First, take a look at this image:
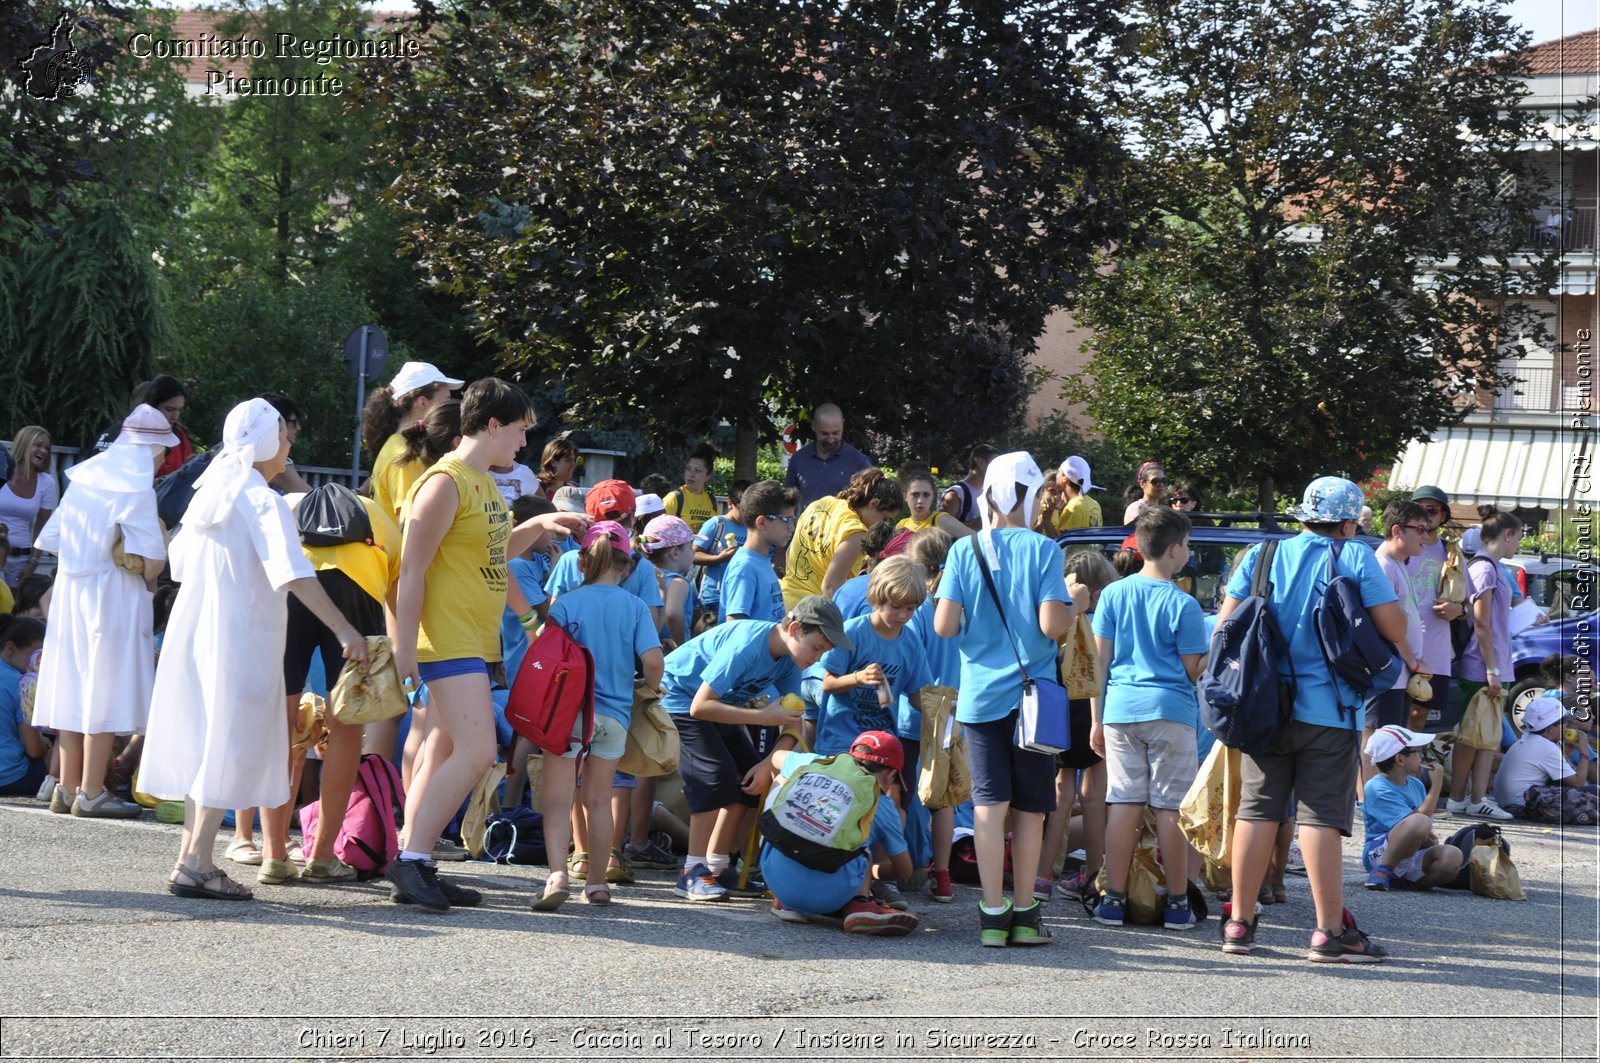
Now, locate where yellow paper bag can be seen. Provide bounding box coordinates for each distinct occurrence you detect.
[462,761,507,858]
[1469,836,1526,900]
[1057,614,1100,700]
[1459,688,1503,752]
[1179,742,1242,863]
[330,636,409,726]
[618,680,680,777]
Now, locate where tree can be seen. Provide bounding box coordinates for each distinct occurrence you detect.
[365,0,1127,477]
[1072,0,1560,507]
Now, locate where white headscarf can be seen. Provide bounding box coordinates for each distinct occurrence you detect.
[979,451,1043,570]
[183,398,283,529]
[65,405,177,495]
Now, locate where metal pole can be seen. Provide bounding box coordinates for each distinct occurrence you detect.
[352,327,368,487]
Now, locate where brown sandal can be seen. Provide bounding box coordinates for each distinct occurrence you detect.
[168,864,253,901]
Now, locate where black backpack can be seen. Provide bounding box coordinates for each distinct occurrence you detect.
[1313,540,1401,704]
[1199,539,1296,755]
[154,448,218,529]
[296,482,374,547]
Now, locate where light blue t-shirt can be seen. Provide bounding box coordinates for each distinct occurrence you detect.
[815,614,932,754]
[545,548,664,608]
[720,547,785,623]
[899,595,961,740]
[660,619,803,716]
[1092,574,1208,726]
[547,584,660,727]
[831,572,872,621]
[934,529,1070,725]
[657,566,699,643]
[1226,533,1398,730]
[499,554,551,681]
[0,658,30,787]
[1362,773,1426,844]
[695,514,747,608]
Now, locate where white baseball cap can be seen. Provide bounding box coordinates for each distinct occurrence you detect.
[1059,455,1098,492]
[634,493,666,520]
[1522,696,1569,734]
[388,361,463,396]
[1364,725,1434,763]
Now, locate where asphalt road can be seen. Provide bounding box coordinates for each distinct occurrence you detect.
[0,796,1595,1062]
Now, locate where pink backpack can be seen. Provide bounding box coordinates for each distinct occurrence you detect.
[298,754,405,878]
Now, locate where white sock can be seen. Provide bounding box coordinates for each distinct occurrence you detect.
[686,854,707,872]
[707,853,730,875]
[399,849,431,863]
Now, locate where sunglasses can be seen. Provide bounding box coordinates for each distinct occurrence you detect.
[1418,503,1442,515]
[762,514,796,525]
[1395,523,1427,534]
[1146,477,1168,487]
[1171,495,1195,504]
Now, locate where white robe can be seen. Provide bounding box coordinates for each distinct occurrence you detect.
[140,472,313,809]
[32,448,164,735]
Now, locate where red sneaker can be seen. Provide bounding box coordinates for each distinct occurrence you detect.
[929,868,955,903]
[840,896,919,936]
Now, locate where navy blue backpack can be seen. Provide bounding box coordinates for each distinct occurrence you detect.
[1313,540,1401,704]
[481,807,546,865]
[1200,540,1296,755]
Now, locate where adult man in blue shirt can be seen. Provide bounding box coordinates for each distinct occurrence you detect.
[784,403,872,509]
[1214,476,1409,965]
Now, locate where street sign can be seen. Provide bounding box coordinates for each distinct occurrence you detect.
[342,324,389,380]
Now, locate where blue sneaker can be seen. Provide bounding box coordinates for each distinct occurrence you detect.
[714,865,767,898]
[673,864,728,902]
[1092,894,1126,927]
[1163,900,1198,930]
[1364,864,1393,892]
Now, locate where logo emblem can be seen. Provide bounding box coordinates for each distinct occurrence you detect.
[21,11,89,101]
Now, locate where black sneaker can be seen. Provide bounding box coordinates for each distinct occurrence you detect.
[1007,900,1052,946]
[422,863,481,908]
[388,858,450,913]
[1307,922,1388,964]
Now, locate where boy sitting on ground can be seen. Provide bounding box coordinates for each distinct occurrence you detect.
[757,729,919,935]
[1361,725,1462,891]
[1493,696,1598,817]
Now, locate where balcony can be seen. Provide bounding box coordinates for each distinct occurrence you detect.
[1526,205,1598,252]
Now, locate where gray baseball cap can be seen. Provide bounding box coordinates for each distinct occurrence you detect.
[789,595,853,652]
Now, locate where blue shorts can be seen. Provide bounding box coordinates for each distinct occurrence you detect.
[673,715,761,814]
[418,657,490,683]
[964,711,1057,814]
[761,844,867,916]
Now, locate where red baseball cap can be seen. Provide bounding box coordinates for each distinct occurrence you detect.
[1120,531,1142,561]
[850,730,905,773]
[585,479,636,520]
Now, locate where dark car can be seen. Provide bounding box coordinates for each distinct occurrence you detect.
[1053,514,1383,616]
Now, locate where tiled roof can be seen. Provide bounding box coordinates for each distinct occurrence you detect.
[1520,28,1599,76]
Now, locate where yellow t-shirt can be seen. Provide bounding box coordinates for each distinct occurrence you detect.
[0,582,11,614]
[1052,495,1102,532]
[781,496,869,610]
[371,433,424,522]
[896,512,937,533]
[403,454,509,663]
[664,486,718,530]
[300,496,402,607]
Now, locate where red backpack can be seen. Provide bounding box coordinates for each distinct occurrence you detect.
[506,623,595,757]
[298,753,405,879]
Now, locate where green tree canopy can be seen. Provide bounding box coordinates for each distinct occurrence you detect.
[365,0,1127,473]
[1073,0,1560,505]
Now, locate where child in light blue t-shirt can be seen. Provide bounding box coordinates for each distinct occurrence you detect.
[814,558,932,757]
[718,480,797,624]
[641,515,699,649]
[694,485,748,622]
[1089,506,1208,930]
[658,596,849,904]
[535,522,664,909]
[931,454,1074,947]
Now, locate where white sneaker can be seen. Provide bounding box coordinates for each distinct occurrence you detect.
[1444,797,1468,816]
[1466,797,1513,821]
[35,774,58,802]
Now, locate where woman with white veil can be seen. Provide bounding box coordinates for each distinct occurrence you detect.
[141,398,368,900]
[32,404,174,819]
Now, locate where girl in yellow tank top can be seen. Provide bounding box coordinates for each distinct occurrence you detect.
[389,378,587,912]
